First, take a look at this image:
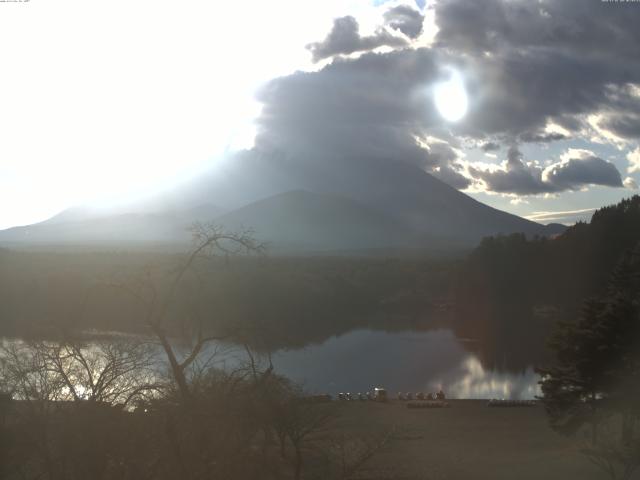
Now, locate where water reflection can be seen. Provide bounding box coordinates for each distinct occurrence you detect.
[266,329,540,399]
[441,357,540,400]
[1,329,541,400]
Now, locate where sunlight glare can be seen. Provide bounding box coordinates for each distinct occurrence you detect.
[433,70,468,122]
[0,0,391,229]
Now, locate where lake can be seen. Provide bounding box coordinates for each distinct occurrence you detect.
[215,329,541,400]
[2,328,541,400]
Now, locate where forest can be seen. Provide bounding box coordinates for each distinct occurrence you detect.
[0,246,456,350]
[454,195,640,370]
[2,196,640,369]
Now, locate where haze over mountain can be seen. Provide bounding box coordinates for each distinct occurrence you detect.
[213,190,430,253]
[0,159,564,253]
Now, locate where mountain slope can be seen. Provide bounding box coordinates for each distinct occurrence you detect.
[0,213,190,246]
[152,152,563,245]
[0,191,435,252]
[0,203,222,247]
[313,157,560,241]
[214,190,434,252]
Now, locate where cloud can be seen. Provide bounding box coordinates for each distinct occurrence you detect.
[469,147,623,195]
[383,5,425,39]
[420,138,471,189]
[628,147,640,173]
[542,151,623,191]
[602,114,640,140]
[481,141,500,152]
[519,132,567,144]
[241,0,639,201]
[256,47,444,165]
[469,147,546,195]
[434,0,640,60]
[624,177,638,190]
[432,0,640,144]
[4,0,640,230]
[306,15,407,62]
[431,165,471,190]
[524,208,596,224]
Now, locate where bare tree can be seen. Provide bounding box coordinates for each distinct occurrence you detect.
[1,337,161,409]
[110,222,264,400]
[0,336,164,480]
[272,393,336,480]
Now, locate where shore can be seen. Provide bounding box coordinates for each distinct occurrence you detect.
[331,399,606,480]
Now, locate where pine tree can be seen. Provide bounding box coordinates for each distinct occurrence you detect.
[538,243,640,479]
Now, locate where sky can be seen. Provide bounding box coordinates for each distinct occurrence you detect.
[1,0,639,229]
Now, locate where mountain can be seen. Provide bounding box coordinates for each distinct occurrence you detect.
[0,203,222,248]
[320,157,557,241]
[0,191,444,253]
[0,153,565,252]
[167,153,565,244]
[213,190,436,253]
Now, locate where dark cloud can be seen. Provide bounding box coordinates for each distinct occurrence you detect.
[543,154,623,191]
[421,140,471,189]
[434,0,640,60]
[242,0,640,199]
[469,146,548,195]
[432,164,471,190]
[601,114,640,140]
[481,142,500,152]
[470,148,623,195]
[306,16,407,63]
[519,132,567,143]
[383,5,425,39]
[258,41,637,159]
[462,48,639,138]
[256,48,443,166]
[591,83,640,140]
[255,38,636,195]
[301,1,640,140]
[431,0,640,141]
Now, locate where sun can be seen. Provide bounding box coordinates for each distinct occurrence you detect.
[433,70,468,122]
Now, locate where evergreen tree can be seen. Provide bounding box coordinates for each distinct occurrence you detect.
[538,243,640,479]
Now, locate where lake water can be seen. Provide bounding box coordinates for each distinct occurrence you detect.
[221,329,541,400]
[3,329,541,400]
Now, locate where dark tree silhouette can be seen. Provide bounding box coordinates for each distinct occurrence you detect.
[538,244,640,480]
[111,222,264,401]
[455,195,640,371]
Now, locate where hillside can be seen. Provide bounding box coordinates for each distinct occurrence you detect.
[454,195,640,370]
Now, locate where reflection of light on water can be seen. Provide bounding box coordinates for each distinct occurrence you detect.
[435,357,541,400]
[3,331,543,400]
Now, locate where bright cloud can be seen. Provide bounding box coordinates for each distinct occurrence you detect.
[628,147,640,173]
[0,0,425,229]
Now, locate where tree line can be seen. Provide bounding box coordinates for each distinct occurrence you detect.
[454,195,640,371]
[0,243,454,351]
[538,241,640,479]
[453,195,640,478]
